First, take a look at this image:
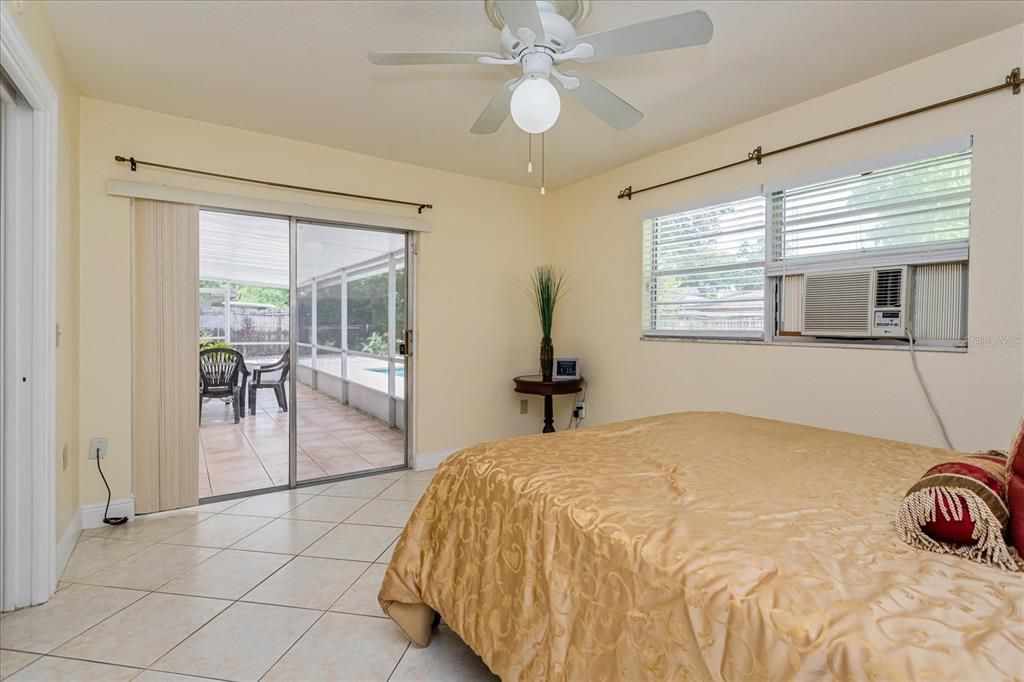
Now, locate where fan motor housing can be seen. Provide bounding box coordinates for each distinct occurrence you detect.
[499,5,577,57]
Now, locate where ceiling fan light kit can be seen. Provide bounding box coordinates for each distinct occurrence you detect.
[368,1,714,136]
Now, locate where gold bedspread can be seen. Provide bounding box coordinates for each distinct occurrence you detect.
[379,412,1024,681]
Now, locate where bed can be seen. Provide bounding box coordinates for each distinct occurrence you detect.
[378,412,1024,680]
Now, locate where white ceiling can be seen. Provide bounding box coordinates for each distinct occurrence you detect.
[200,210,404,288]
[44,1,1024,189]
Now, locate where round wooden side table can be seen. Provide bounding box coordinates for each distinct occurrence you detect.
[513,374,585,434]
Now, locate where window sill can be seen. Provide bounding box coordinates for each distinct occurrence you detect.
[640,335,967,353]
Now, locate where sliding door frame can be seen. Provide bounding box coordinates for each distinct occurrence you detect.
[288,218,412,489]
[195,208,414,502]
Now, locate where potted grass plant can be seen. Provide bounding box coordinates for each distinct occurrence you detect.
[523,266,568,381]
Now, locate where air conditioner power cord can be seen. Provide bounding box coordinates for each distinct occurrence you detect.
[96,449,128,525]
[906,327,954,450]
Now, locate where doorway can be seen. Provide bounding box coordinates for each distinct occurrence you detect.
[196,210,410,500]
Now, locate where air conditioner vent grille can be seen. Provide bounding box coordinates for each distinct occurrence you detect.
[875,268,904,308]
[803,270,872,334]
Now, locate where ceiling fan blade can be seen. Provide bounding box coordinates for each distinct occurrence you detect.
[557,72,643,130]
[471,79,518,134]
[495,0,546,41]
[368,51,503,66]
[573,10,713,62]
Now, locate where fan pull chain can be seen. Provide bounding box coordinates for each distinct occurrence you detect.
[527,134,533,174]
[540,133,546,195]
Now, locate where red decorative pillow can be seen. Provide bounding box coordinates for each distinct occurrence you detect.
[1007,418,1024,556]
[896,450,1020,571]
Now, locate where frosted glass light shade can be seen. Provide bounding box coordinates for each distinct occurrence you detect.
[510,78,561,134]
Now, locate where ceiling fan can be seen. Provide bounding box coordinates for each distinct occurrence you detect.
[367,1,713,135]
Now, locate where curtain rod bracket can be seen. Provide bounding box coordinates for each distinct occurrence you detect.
[417,204,432,214]
[618,185,633,200]
[1009,67,1021,95]
[747,146,763,165]
[115,155,137,171]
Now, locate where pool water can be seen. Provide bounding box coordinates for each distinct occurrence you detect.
[367,366,405,377]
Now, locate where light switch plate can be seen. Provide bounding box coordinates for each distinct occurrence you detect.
[88,437,109,459]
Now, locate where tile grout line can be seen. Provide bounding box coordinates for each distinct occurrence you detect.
[43,474,426,677]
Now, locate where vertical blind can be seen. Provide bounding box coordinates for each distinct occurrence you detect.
[642,195,766,337]
[771,150,971,264]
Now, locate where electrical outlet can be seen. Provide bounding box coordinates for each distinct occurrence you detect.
[574,400,586,420]
[88,437,109,460]
[520,399,528,415]
[62,444,68,470]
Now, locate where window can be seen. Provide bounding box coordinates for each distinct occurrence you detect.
[642,146,971,344]
[643,195,766,338]
[770,150,971,267]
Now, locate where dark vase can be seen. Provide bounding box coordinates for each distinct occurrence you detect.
[540,336,554,381]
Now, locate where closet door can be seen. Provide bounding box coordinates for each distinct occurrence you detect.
[133,199,200,513]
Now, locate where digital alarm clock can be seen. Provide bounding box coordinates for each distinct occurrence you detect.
[553,357,580,381]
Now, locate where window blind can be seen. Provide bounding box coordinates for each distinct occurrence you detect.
[643,196,766,337]
[771,150,971,266]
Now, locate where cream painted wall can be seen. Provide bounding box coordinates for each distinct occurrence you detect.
[2,0,81,537]
[77,98,549,506]
[546,24,1024,452]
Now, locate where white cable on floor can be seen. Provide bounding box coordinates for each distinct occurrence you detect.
[907,327,954,450]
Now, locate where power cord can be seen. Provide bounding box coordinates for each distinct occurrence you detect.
[96,449,128,525]
[906,327,954,450]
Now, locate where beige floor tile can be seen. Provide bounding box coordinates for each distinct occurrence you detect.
[60,537,150,582]
[242,557,367,610]
[377,477,432,502]
[82,510,212,544]
[294,481,336,494]
[78,544,219,591]
[229,518,335,555]
[162,515,271,548]
[345,498,417,528]
[158,550,290,599]
[390,624,497,681]
[375,538,398,564]
[360,449,406,468]
[152,602,319,682]
[0,650,40,679]
[329,562,387,618]
[6,656,139,681]
[283,495,367,523]
[403,468,438,481]
[222,491,314,518]
[133,671,219,681]
[52,593,229,668]
[318,455,378,476]
[302,524,401,562]
[0,585,144,653]
[320,476,394,499]
[263,612,408,682]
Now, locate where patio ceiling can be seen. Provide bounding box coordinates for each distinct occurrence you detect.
[199,209,405,288]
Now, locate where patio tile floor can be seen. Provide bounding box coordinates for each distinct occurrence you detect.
[199,385,404,498]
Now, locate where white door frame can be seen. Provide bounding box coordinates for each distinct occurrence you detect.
[1,5,59,610]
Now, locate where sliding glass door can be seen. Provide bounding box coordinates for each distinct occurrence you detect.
[290,221,408,485]
[197,210,409,501]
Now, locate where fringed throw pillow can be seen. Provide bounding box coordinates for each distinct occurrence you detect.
[1007,418,1024,556]
[896,450,1021,572]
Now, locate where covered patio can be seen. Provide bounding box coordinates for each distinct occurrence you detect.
[198,210,407,497]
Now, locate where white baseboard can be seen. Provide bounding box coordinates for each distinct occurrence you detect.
[55,510,82,585]
[412,448,458,471]
[80,497,135,530]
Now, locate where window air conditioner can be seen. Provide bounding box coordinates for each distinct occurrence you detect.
[801,266,908,338]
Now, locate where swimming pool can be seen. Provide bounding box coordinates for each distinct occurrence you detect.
[367,366,405,377]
